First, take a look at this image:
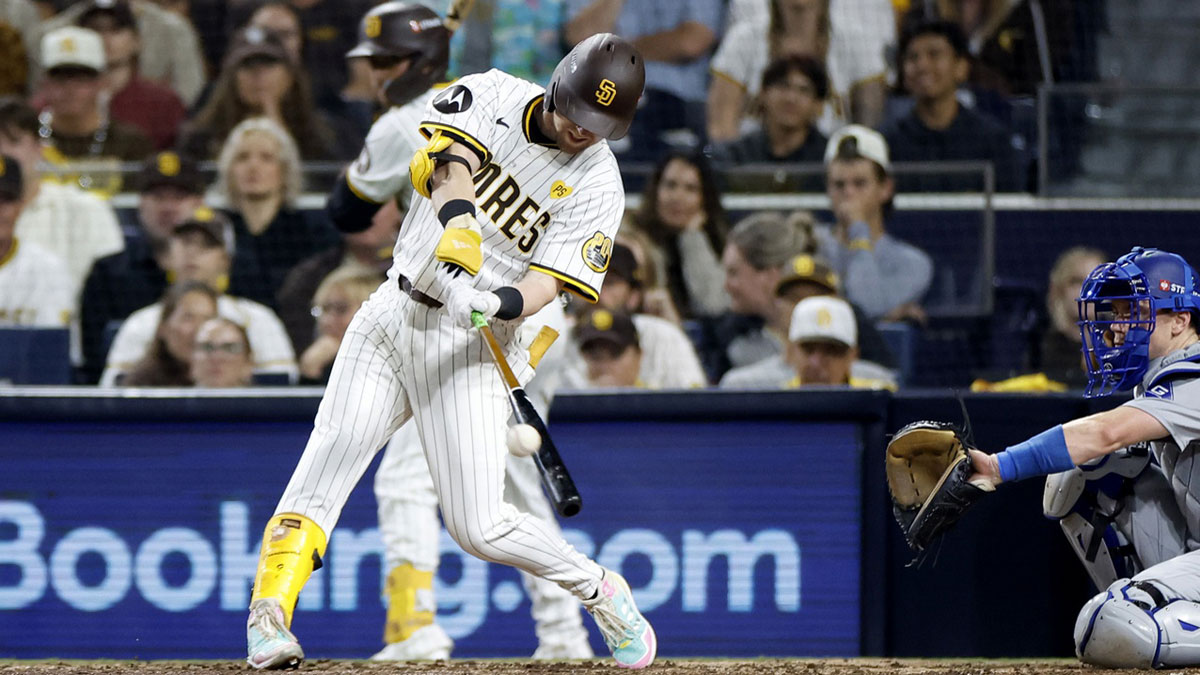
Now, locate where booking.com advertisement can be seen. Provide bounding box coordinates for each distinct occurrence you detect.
[0,415,862,659]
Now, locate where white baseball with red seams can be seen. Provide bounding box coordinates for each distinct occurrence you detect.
[505,423,542,458]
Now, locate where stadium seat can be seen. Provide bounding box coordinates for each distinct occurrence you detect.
[876,322,916,388]
[0,328,72,385]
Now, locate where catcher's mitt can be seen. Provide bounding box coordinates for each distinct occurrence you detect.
[885,420,995,552]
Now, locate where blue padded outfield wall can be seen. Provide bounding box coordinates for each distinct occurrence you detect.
[0,391,879,660]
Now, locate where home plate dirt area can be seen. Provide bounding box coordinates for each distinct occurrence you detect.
[0,659,1164,675]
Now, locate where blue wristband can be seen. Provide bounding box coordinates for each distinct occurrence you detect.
[995,425,1074,482]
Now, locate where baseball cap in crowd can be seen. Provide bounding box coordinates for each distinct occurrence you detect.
[78,0,137,32]
[0,154,22,201]
[42,26,106,74]
[824,124,890,173]
[173,206,236,257]
[776,253,840,297]
[789,296,857,348]
[574,308,639,352]
[139,151,204,194]
[606,243,643,289]
[224,26,290,70]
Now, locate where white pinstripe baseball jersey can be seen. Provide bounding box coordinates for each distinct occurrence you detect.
[346,88,439,212]
[391,69,626,305]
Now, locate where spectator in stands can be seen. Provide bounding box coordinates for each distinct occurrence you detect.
[709,54,828,191]
[0,153,74,328]
[446,0,566,86]
[707,0,894,143]
[785,295,895,389]
[0,96,123,301]
[276,197,399,354]
[118,279,217,386]
[210,116,340,310]
[1,0,41,91]
[191,316,255,387]
[36,26,154,194]
[1033,246,1105,389]
[244,0,368,145]
[721,251,896,387]
[247,1,303,64]
[906,0,1094,98]
[880,19,1023,192]
[714,211,810,380]
[572,308,645,389]
[236,0,379,120]
[179,26,335,161]
[774,252,894,369]
[614,224,683,325]
[298,266,383,384]
[569,242,707,388]
[101,207,297,385]
[44,0,206,106]
[564,0,722,158]
[816,125,933,322]
[80,150,205,382]
[78,0,186,150]
[632,151,730,319]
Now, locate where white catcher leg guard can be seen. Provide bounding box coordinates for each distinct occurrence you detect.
[1076,579,1200,668]
[1044,449,1151,587]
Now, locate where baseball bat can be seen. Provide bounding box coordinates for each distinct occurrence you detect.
[471,311,582,517]
[443,0,477,32]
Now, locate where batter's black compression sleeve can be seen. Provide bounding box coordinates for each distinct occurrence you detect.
[327,172,383,233]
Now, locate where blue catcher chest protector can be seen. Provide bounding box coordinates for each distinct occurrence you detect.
[1078,247,1200,397]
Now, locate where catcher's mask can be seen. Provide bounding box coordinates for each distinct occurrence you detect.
[1078,246,1200,397]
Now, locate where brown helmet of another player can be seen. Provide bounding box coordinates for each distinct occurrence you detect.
[346,1,450,108]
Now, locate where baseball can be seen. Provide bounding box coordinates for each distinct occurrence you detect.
[506,424,541,457]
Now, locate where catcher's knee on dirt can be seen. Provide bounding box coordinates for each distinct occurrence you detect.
[1044,450,1149,587]
[1075,579,1200,668]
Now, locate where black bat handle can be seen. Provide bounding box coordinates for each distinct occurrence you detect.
[524,415,582,517]
[532,449,582,517]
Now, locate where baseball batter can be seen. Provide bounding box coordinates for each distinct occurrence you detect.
[244,23,656,671]
[965,247,1200,668]
[332,4,591,660]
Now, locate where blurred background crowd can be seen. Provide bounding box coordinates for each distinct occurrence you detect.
[0,0,1187,394]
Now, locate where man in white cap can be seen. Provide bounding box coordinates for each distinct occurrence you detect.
[37,25,153,193]
[787,295,894,389]
[815,124,932,324]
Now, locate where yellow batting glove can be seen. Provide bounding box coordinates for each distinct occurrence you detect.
[435,213,483,276]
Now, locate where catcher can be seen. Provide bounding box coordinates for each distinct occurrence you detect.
[887,246,1200,668]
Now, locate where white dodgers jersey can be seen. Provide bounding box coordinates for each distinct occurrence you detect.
[391,69,626,305]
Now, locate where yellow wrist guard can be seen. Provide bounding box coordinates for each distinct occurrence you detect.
[434,213,483,276]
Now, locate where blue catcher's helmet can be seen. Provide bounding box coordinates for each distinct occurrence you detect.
[1078,246,1200,397]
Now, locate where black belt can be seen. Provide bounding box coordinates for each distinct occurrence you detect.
[398,275,442,309]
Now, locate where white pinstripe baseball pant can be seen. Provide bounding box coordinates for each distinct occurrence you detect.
[276,278,603,599]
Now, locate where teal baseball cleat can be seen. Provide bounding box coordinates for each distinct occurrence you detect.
[246,598,304,670]
[584,569,657,669]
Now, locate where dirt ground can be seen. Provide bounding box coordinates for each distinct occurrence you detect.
[0,659,1172,675]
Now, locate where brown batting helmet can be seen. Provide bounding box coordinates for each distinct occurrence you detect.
[346,1,450,108]
[545,33,645,140]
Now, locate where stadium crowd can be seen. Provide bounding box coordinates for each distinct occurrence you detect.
[0,0,1104,390]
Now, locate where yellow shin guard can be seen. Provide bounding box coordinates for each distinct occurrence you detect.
[250,513,328,627]
[383,563,436,644]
